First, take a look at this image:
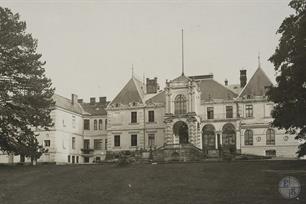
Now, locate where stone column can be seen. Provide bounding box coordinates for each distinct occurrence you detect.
[165,123,173,145]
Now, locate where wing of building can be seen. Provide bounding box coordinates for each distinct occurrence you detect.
[0,67,300,164]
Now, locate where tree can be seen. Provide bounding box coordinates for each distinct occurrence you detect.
[267,0,306,157]
[0,7,55,163]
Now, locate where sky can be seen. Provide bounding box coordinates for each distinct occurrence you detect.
[0,0,293,102]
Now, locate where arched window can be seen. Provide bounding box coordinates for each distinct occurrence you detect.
[266,129,275,145]
[94,120,97,130]
[244,129,253,145]
[174,94,187,115]
[99,119,103,130]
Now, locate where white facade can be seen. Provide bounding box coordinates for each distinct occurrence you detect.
[1,67,300,164]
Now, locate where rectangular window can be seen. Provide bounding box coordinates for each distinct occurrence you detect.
[84,119,90,130]
[72,137,76,149]
[131,134,137,146]
[148,111,155,122]
[246,105,253,118]
[148,134,155,147]
[114,135,120,147]
[226,106,233,119]
[105,139,108,150]
[68,155,70,163]
[76,156,79,163]
[72,156,75,164]
[83,139,90,149]
[131,112,137,123]
[105,119,107,130]
[44,140,50,147]
[94,139,102,150]
[207,107,214,119]
[72,116,76,129]
[84,157,89,163]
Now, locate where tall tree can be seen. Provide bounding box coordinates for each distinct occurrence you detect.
[267,0,306,157]
[0,7,55,163]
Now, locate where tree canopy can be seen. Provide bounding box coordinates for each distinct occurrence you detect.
[267,0,306,157]
[0,7,55,162]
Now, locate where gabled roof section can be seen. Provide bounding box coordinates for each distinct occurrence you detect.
[198,79,238,101]
[53,94,84,114]
[227,84,243,95]
[238,67,273,98]
[145,91,166,105]
[80,102,108,116]
[171,74,192,83]
[109,77,145,106]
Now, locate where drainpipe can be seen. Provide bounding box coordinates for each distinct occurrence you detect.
[143,106,146,150]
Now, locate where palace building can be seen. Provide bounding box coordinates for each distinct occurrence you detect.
[0,64,300,164]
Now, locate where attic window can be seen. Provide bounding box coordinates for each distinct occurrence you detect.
[247,95,251,99]
[132,102,137,106]
[115,103,120,107]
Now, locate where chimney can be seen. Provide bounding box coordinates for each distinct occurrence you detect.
[224,79,228,86]
[146,77,159,94]
[77,99,83,103]
[240,70,247,88]
[90,97,96,104]
[99,97,107,104]
[71,94,78,105]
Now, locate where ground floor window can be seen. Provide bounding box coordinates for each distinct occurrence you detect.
[84,157,89,163]
[72,156,75,164]
[131,134,137,146]
[96,157,101,162]
[76,156,79,163]
[68,155,70,163]
[114,135,120,147]
[244,129,253,145]
[265,150,276,157]
[148,134,155,147]
[44,140,50,147]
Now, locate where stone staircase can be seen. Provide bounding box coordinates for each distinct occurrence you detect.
[152,143,203,162]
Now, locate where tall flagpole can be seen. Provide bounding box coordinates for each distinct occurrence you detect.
[181,29,184,76]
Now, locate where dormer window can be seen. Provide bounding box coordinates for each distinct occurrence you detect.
[115,103,120,107]
[132,102,137,106]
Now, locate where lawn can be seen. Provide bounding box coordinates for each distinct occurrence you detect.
[0,160,305,204]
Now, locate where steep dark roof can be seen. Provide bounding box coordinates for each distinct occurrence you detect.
[239,67,273,97]
[53,94,83,114]
[227,84,243,95]
[198,79,238,101]
[145,91,166,105]
[109,77,145,106]
[80,102,108,116]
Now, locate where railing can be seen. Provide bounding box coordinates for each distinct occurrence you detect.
[81,148,94,154]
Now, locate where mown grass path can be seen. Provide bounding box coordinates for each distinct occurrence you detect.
[0,160,305,204]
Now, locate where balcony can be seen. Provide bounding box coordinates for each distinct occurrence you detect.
[81,148,94,155]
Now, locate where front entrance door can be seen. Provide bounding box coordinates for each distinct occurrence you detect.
[173,121,189,144]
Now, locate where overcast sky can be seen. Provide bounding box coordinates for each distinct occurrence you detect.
[1,0,293,102]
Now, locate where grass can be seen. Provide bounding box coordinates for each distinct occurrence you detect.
[0,160,305,204]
